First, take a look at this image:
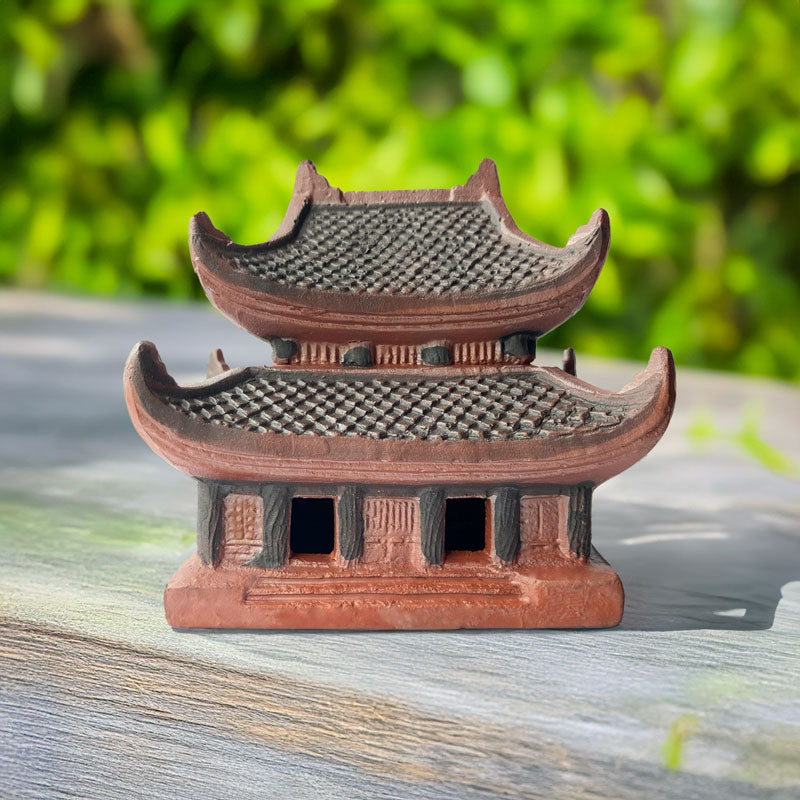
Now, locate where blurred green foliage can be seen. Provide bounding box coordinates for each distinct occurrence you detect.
[1,0,799,379]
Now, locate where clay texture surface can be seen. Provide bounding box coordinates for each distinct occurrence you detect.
[122,158,676,630]
[188,160,610,345]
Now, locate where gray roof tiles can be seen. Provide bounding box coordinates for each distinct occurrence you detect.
[166,370,627,442]
[226,202,569,295]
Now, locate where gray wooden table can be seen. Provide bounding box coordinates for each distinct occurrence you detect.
[1,290,798,799]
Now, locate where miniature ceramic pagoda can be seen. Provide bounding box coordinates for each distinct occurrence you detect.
[124,159,675,630]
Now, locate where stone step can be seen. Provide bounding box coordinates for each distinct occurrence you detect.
[246,575,521,603]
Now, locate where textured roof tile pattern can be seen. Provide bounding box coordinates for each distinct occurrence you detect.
[229,202,568,295]
[167,371,627,442]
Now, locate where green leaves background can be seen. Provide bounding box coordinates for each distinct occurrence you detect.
[2,0,799,379]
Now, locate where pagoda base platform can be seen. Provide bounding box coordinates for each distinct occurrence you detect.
[164,551,624,630]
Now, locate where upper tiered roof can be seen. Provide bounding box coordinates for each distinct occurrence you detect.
[189,159,610,346]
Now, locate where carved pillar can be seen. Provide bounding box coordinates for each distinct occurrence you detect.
[197,480,225,566]
[247,485,290,569]
[419,488,445,566]
[567,484,593,559]
[493,487,520,563]
[338,486,364,561]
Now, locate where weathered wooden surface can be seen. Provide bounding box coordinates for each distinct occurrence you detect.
[1,290,799,799]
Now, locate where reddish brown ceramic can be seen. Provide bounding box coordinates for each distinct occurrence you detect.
[123,159,675,630]
[189,160,610,346]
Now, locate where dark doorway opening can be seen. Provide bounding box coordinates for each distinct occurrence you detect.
[445,498,487,553]
[290,497,335,555]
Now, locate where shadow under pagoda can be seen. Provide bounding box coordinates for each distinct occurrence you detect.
[124,158,675,629]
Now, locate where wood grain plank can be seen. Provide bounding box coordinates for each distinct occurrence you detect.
[2,293,800,799]
[4,619,796,800]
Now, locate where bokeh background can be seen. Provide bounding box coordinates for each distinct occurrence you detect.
[2,0,799,379]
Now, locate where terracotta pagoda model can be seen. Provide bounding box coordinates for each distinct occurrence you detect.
[124,159,675,630]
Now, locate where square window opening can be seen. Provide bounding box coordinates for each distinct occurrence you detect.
[445,498,487,553]
[290,497,335,556]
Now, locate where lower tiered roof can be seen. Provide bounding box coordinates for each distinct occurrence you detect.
[124,342,675,487]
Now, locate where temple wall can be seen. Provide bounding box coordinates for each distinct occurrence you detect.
[197,482,591,569]
[518,495,570,563]
[361,498,421,567]
[218,493,264,567]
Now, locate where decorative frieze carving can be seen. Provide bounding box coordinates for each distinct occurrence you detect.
[297,341,345,365]
[362,497,420,566]
[451,340,502,365]
[288,339,534,367]
[375,344,417,366]
[518,494,569,562]
[219,493,264,567]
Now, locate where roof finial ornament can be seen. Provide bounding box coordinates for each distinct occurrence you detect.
[460,158,502,198]
[562,347,576,376]
[206,348,230,378]
[294,159,344,204]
